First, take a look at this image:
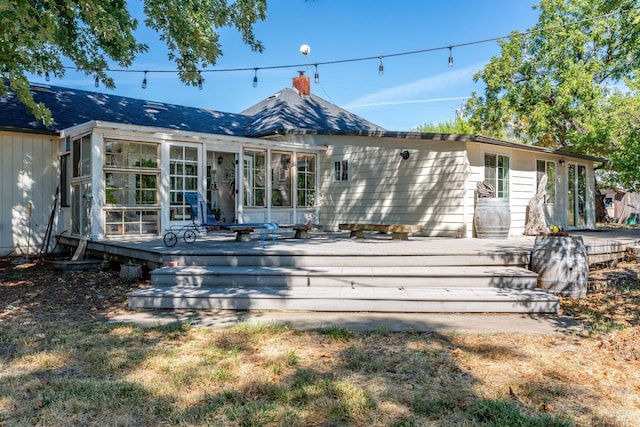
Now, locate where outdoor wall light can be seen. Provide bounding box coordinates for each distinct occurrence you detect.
[559,159,565,165]
[400,150,410,160]
[218,156,224,165]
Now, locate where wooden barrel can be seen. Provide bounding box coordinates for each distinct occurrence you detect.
[530,236,588,298]
[474,198,511,239]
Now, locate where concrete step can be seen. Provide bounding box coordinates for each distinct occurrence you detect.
[150,266,539,290]
[160,252,531,268]
[127,286,559,314]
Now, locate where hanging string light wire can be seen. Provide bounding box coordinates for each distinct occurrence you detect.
[56,8,627,87]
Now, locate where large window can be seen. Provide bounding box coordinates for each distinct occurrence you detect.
[484,153,510,199]
[297,154,316,207]
[169,146,198,220]
[103,140,160,235]
[536,160,556,204]
[243,149,266,207]
[271,152,292,207]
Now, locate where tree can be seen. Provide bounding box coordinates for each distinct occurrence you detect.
[466,0,640,155]
[0,0,267,124]
[413,117,475,134]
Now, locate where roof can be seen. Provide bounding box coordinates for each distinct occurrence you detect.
[0,84,383,138]
[240,88,384,136]
[0,84,251,136]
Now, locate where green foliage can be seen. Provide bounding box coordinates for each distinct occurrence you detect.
[467,399,572,426]
[0,0,267,124]
[413,117,476,134]
[466,0,640,187]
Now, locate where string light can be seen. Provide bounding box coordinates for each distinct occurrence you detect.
[142,71,147,89]
[45,71,50,82]
[314,64,319,84]
[252,68,258,88]
[59,8,626,89]
[94,72,99,87]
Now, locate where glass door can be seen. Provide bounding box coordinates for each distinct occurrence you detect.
[567,163,587,228]
[71,180,92,236]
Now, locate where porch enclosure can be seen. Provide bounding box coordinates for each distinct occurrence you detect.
[57,123,320,240]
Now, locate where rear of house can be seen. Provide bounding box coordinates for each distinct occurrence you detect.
[0,79,602,255]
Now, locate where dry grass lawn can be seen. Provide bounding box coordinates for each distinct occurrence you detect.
[1,258,639,426]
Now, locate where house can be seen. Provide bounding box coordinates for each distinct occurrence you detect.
[0,74,603,255]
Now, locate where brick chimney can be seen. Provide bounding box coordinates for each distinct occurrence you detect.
[292,71,310,96]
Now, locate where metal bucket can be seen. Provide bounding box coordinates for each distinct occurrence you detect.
[474,198,511,239]
[530,236,588,298]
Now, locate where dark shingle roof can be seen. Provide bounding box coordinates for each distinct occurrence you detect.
[0,84,384,137]
[241,88,384,136]
[0,84,251,136]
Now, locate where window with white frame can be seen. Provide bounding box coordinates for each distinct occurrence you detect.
[484,153,510,199]
[103,139,160,236]
[536,159,556,203]
[297,153,316,207]
[271,151,292,207]
[72,134,91,177]
[243,149,266,208]
[333,158,349,182]
[169,145,198,220]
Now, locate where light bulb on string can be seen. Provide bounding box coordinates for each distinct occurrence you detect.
[45,71,50,82]
[197,71,203,90]
[142,71,148,89]
[253,68,258,88]
[448,47,453,67]
[378,56,384,76]
[314,64,319,84]
[94,73,99,87]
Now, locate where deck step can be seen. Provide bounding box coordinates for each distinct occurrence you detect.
[127,286,559,313]
[149,266,539,289]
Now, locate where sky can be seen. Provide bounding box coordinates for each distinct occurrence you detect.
[30,1,541,131]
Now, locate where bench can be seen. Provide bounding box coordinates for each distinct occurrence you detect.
[338,223,421,240]
[227,223,279,245]
[280,220,314,239]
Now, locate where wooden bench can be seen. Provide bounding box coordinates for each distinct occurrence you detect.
[339,223,421,240]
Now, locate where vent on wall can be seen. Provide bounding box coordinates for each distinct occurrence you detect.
[143,102,168,111]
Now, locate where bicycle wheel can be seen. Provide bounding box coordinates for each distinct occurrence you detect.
[163,232,178,247]
[184,229,197,244]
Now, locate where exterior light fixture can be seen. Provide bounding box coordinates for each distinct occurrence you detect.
[253,68,258,88]
[400,150,410,160]
[448,47,453,67]
[314,64,319,84]
[142,71,148,89]
[94,73,99,87]
[197,71,203,90]
[218,156,224,165]
[378,56,384,76]
[45,71,50,82]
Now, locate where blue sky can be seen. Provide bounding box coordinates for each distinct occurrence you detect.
[33,1,540,131]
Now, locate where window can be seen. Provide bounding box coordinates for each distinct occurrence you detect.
[169,145,198,220]
[536,160,556,203]
[243,149,266,207]
[271,151,292,207]
[60,153,70,207]
[333,159,349,182]
[72,134,91,177]
[297,154,316,207]
[484,153,510,198]
[103,139,160,235]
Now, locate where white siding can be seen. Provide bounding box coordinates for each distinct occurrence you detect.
[318,136,468,237]
[0,131,58,255]
[466,142,596,236]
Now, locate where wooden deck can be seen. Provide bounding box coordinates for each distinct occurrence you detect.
[55,228,640,314]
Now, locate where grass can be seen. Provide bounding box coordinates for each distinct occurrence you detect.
[4,319,637,426]
[2,262,640,425]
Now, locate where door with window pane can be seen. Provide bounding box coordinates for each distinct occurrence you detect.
[568,163,587,227]
[169,146,199,221]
